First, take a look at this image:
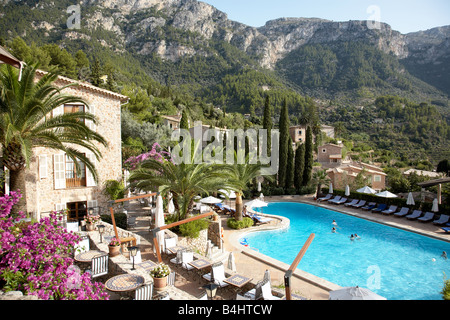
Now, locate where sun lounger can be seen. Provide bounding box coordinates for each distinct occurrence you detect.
[251,214,273,224]
[406,210,422,220]
[372,204,387,213]
[327,196,341,204]
[344,199,359,207]
[381,205,398,215]
[418,212,435,223]
[433,214,450,226]
[317,194,332,202]
[352,200,366,208]
[394,207,409,217]
[441,227,450,233]
[333,197,348,205]
[361,202,377,211]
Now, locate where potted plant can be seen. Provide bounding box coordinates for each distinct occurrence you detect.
[84,213,101,231]
[108,237,121,257]
[150,263,171,291]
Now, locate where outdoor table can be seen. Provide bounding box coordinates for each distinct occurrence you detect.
[105,274,145,293]
[188,259,212,270]
[224,274,253,288]
[167,245,186,254]
[74,250,107,263]
[137,260,157,272]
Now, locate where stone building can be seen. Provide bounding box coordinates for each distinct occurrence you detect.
[19,70,129,221]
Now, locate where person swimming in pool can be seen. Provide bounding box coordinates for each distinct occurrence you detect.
[331,227,337,233]
[442,251,447,260]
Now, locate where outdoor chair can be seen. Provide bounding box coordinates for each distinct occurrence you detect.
[361,202,377,211]
[260,278,280,300]
[333,197,348,205]
[327,196,341,204]
[317,194,332,202]
[167,271,176,287]
[352,200,366,208]
[202,262,229,288]
[181,251,195,271]
[406,210,422,220]
[170,248,185,265]
[434,214,450,226]
[394,207,409,217]
[344,199,359,207]
[372,204,387,213]
[86,254,108,279]
[418,212,435,223]
[250,213,273,224]
[164,237,177,254]
[381,205,398,215]
[134,283,153,300]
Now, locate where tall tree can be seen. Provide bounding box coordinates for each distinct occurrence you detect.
[262,95,272,156]
[278,99,290,187]
[180,109,189,130]
[90,58,102,87]
[294,143,305,190]
[303,126,313,186]
[285,137,294,190]
[0,63,107,211]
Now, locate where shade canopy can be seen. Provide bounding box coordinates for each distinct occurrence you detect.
[168,198,175,214]
[155,194,166,252]
[375,191,398,198]
[245,199,268,208]
[356,186,377,194]
[329,286,386,300]
[345,185,350,196]
[227,252,236,272]
[329,183,333,194]
[200,196,222,204]
[432,198,439,213]
[219,189,236,199]
[406,192,415,206]
[0,45,21,68]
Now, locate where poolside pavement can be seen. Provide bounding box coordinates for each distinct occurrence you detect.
[120,194,449,300]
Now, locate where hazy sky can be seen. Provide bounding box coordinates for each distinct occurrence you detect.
[201,0,450,34]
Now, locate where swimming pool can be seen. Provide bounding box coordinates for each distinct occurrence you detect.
[246,202,450,300]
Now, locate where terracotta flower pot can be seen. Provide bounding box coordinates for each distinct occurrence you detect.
[152,276,168,291]
[108,245,120,257]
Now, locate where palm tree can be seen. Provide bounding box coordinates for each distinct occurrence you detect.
[0,63,107,211]
[128,141,228,221]
[312,169,331,198]
[224,153,274,221]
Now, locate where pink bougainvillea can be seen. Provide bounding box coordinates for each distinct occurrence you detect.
[125,142,173,170]
[0,191,109,300]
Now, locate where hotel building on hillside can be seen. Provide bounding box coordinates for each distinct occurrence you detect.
[4,70,129,222]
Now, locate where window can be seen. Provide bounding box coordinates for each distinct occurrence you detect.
[322,149,327,153]
[67,201,87,222]
[65,155,86,188]
[374,175,382,182]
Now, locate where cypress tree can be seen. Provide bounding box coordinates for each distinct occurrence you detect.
[278,99,290,187]
[303,126,313,186]
[90,58,102,87]
[262,95,272,156]
[294,143,305,190]
[180,109,189,130]
[285,137,294,190]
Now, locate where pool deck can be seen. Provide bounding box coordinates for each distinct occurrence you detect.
[223,194,450,300]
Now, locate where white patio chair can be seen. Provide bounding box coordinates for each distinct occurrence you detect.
[181,251,194,271]
[86,254,108,279]
[260,279,280,300]
[202,262,229,288]
[164,237,177,254]
[135,283,153,300]
[170,248,185,265]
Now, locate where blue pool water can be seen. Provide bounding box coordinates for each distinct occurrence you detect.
[246,202,450,300]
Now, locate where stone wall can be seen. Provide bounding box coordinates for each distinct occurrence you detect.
[207,219,222,249]
[23,74,125,219]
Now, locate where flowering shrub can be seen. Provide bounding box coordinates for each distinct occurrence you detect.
[125,142,172,170]
[0,191,109,300]
[83,213,101,224]
[108,237,121,247]
[150,263,171,278]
